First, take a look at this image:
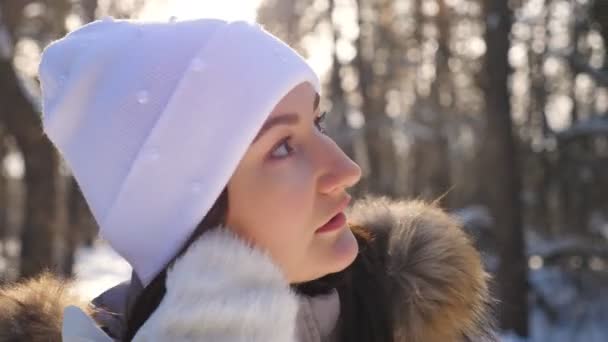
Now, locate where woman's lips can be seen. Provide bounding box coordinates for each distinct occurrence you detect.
[315,212,347,233]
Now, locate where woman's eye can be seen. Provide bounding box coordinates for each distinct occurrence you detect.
[314,111,328,134]
[270,138,294,159]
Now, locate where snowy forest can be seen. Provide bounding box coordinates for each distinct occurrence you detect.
[0,0,607,341]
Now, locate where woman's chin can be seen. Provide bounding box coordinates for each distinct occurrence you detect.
[327,227,359,272]
[293,227,359,283]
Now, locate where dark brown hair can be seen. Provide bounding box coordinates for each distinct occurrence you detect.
[123,190,392,341]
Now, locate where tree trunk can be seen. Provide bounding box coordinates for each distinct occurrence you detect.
[354,0,397,196]
[0,128,7,280]
[591,0,608,70]
[0,58,59,279]
[80,0,98,23]
[327,0,354,158]
[426,0,452,205]
[481,0,528,336]
[61,176,96,276]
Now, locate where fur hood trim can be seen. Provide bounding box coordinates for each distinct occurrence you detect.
[347,197,496,341]
[0,272,88,342]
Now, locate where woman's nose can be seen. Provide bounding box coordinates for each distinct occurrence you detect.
[317,141,362,195]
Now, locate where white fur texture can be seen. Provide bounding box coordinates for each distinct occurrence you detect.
[133,228,299,341]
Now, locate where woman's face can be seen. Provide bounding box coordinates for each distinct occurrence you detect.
[225,82,362,283]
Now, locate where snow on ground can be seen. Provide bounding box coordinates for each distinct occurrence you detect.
[72,240,131,301]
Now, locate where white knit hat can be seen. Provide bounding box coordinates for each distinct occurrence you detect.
[38,17,320,285]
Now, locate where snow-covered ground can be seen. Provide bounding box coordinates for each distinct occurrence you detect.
[526,264,608,342]
[72,239,607,342]
[72,240,131,301]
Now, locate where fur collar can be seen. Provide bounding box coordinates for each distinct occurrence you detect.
[132,228,298,341]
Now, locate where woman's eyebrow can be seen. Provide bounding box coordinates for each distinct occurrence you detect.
[253,113,300,144]
[253,93,320,144]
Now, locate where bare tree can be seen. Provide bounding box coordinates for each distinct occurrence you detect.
[0,54,60,278]
[352,0,398,196]
[481,0,528,336]
[0,0,99,278]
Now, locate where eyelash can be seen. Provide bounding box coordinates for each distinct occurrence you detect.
[270,111,329,160]
[314,111,328,134]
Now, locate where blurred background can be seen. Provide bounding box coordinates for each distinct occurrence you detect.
[0,0,607,340]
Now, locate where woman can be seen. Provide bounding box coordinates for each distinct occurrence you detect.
[0,17,495,342]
